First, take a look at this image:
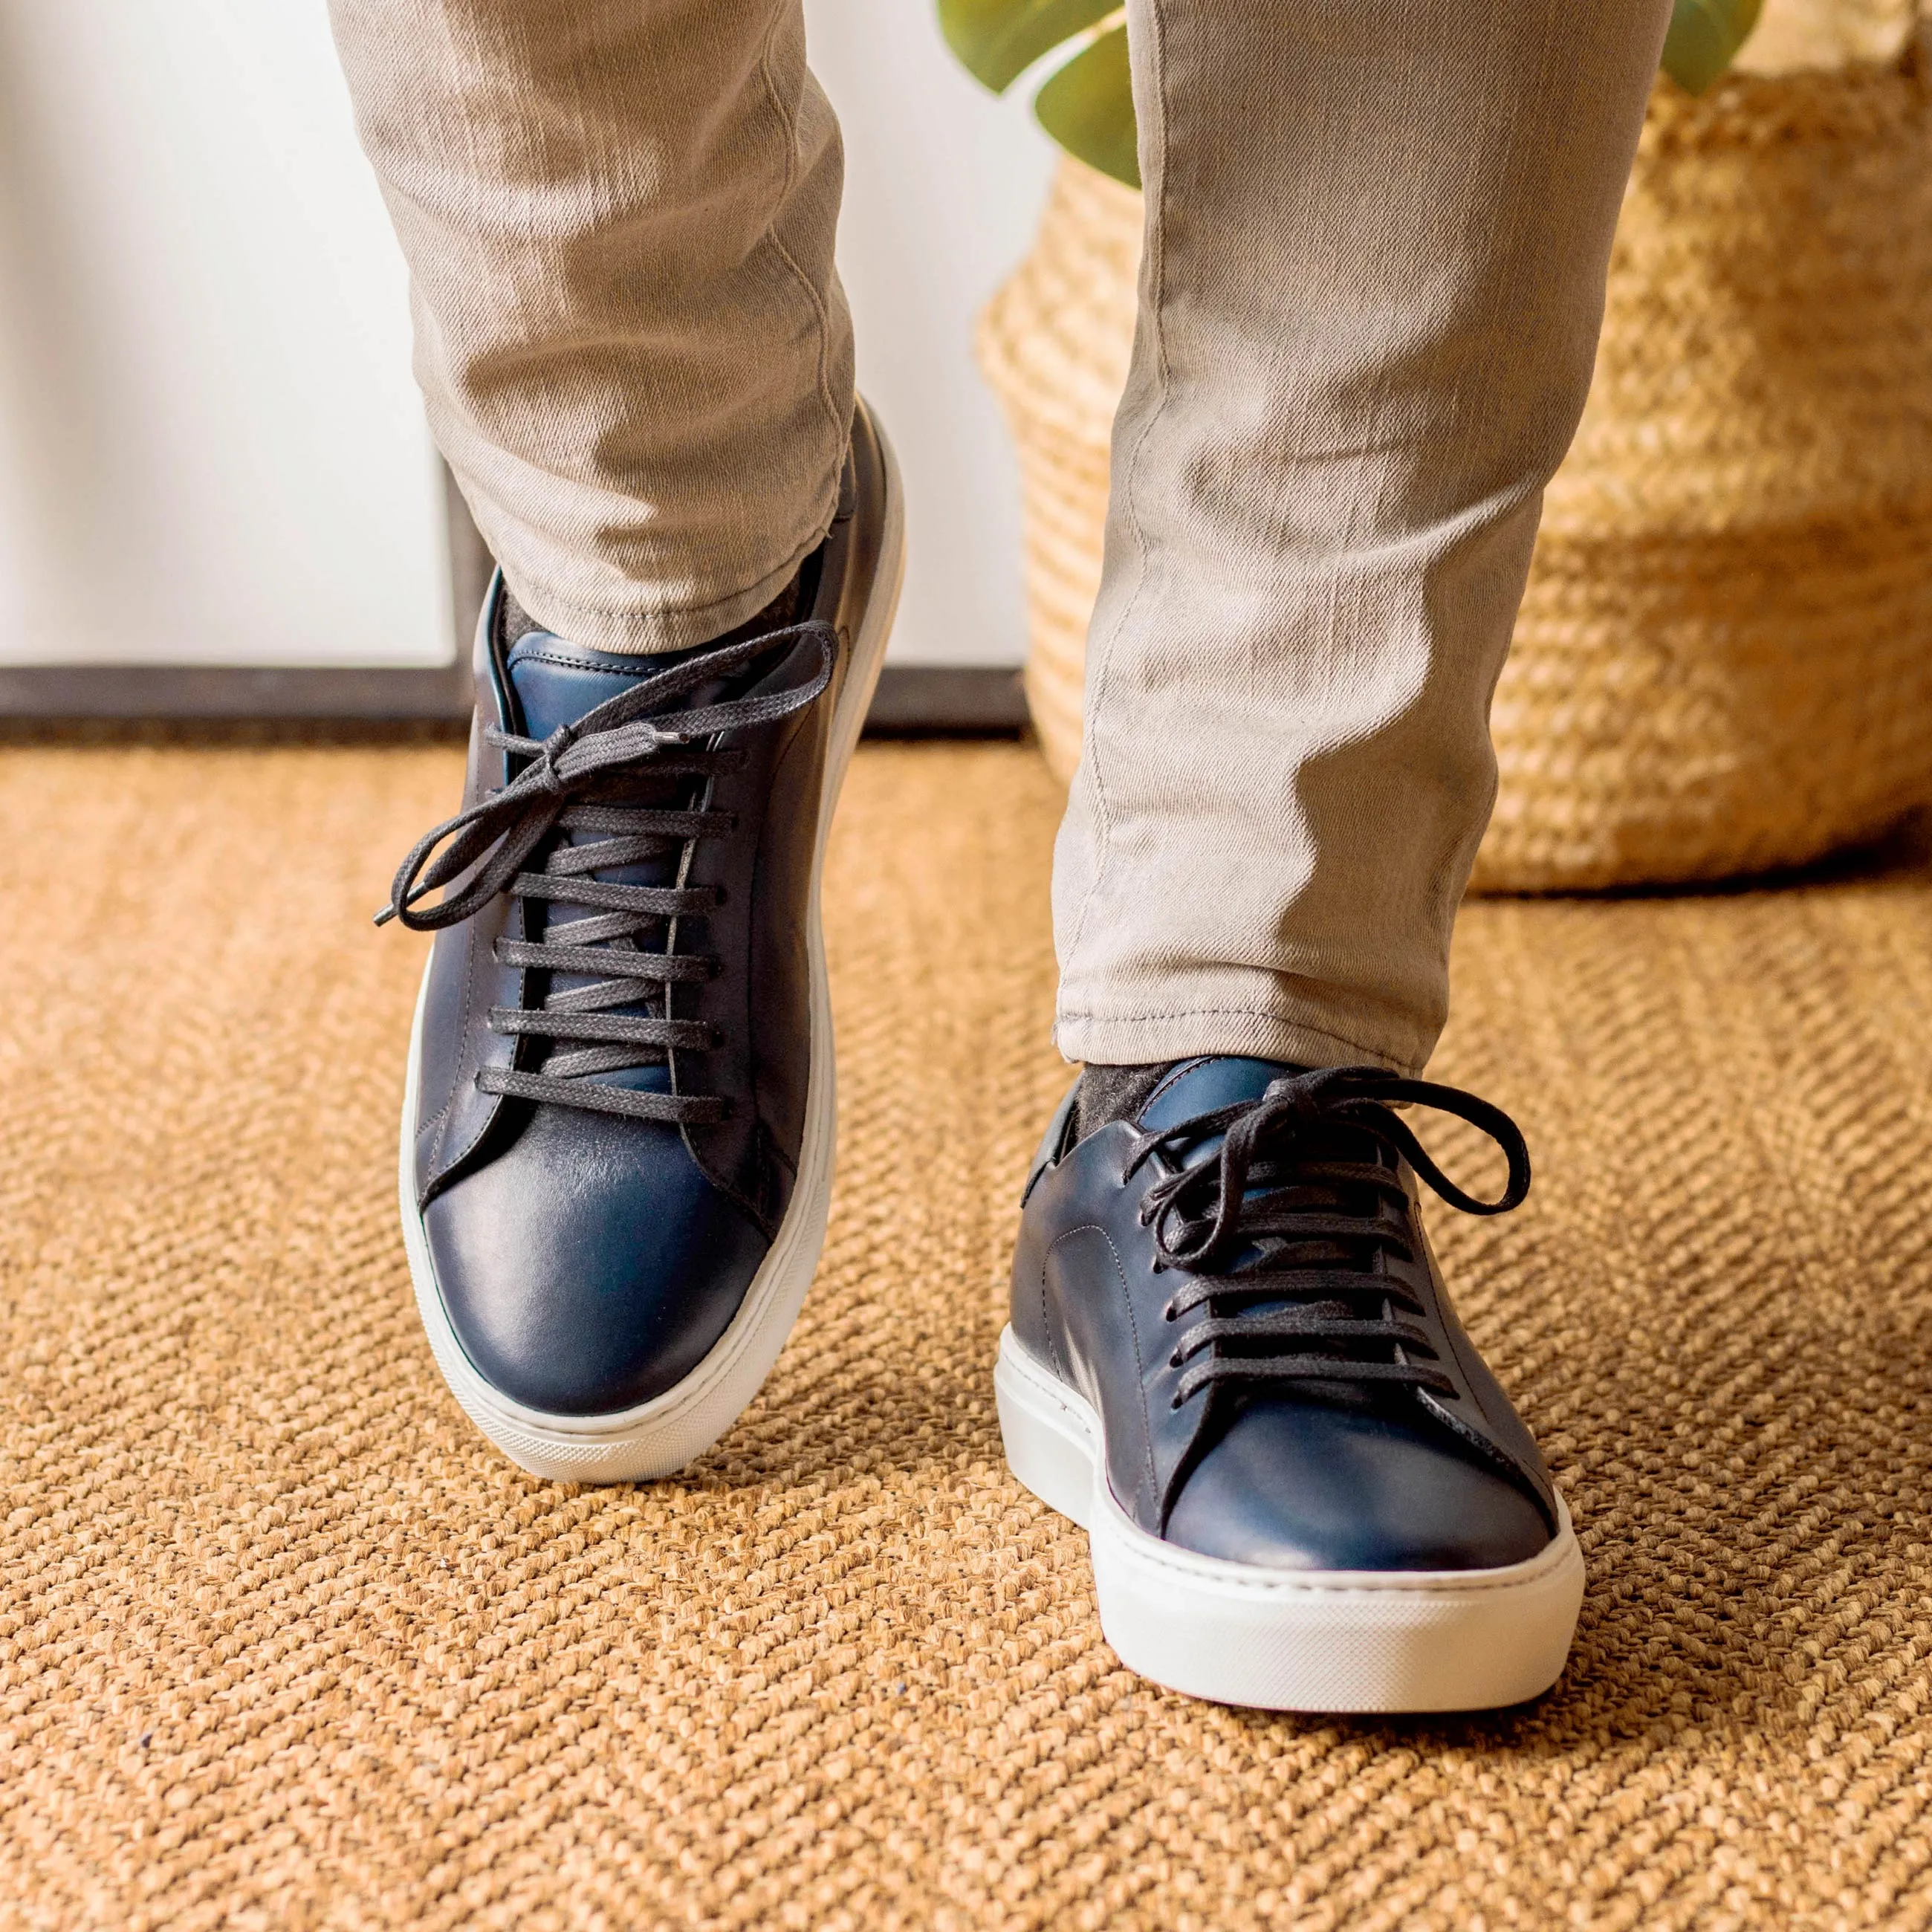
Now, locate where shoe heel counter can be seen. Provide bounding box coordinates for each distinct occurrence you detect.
[1011,1076,1080,1355]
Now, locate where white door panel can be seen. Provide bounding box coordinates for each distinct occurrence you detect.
[0,1,445,667]
[805,4,1054,666]
[0,3,1048,672]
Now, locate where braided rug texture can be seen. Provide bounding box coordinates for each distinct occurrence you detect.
[4,740,1932,1931]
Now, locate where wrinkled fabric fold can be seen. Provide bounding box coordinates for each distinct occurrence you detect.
[327,0,853,654]
[331,0,1673,1069]
[1053,0,1673,1073]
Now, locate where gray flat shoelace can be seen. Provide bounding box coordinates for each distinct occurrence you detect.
[376,623,836,1127]
[1124,1066,1531,1408]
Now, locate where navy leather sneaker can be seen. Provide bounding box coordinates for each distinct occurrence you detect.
[379,403,903,1480]
[1000,1056,1585,1711]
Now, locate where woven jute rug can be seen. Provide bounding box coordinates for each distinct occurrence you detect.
[4,739,1931,1931]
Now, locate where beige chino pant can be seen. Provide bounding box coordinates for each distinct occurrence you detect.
[330,0,1671,1076]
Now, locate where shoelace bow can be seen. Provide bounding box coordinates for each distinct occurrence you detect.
[1124,1066,1531,1410]
[375,622,836,1126]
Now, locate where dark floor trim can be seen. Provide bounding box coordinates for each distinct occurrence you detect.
[0,663,475,723]
[0,661,1029,736]
[863,664,1028,735]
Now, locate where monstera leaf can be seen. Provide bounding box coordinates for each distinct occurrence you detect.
[939,0,1141,185]
[939,0,1764,190]
[1661,0,1765,92]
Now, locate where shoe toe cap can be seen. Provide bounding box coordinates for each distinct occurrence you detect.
[422,1104,771,1418]
[1163,1398,1553,1573]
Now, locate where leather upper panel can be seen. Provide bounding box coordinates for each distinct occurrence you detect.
[423,1075,770,1415]
[1164,1398,1551,1571]
[405,403,892,1418]
[671,636,825,1233]
[1011,1062,1560,1569]
[672,402,889,1225]
[413,583,522,1199]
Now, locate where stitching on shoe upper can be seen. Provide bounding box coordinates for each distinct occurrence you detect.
[422,899,492,1195]
[678,689,824,1237]
[435,901,524,1193]
[416,918,471,1160]
[505,649,660,678]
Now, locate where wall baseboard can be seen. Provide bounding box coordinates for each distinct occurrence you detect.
[0,478,1034,736]
[0,661,1029,736]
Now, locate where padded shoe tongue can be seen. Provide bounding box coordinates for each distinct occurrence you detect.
[507,632,668,739]
[506,623,791,738]
[505,629,711,895]
[504,624,782,885]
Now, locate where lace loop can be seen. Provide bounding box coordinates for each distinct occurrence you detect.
[1124,1065,1531,1410]
[375,623,834,933]
[377,620,835,1124]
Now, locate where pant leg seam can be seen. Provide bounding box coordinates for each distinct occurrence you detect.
[757,10,847,473]
[1058,0,1174,982]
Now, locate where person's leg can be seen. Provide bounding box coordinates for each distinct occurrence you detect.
[1003,0,1670,1714]
[1055,0,1670,1077]
[328,0,852,652]
[338,1,904,1481]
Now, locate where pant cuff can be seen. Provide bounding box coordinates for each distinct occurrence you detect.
[502,505,838,657]
[1054,1006,1431,1078]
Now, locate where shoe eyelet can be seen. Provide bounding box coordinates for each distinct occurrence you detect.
[1168,1353,1181,1370]
[1162,1304,1176,1323]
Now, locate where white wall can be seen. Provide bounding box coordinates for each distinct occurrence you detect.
[0,3,1048,672]
[806,5,1055,665]
[0,3,444,667]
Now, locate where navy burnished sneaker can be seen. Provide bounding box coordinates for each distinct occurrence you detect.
[380,404,903,1480]
[999,1056,1585,1711]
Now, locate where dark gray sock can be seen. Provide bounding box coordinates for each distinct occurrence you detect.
[500,572,803,652]
[499,584,544,647]
[1071,1061,1177,1142]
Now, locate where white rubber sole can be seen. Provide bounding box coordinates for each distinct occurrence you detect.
[398,429,906,1483]
[994,1326,1586,1711]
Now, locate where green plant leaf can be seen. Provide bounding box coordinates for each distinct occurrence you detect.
[937,0,1119,93]
[941,0,1760,187]
[1033,24,1139,187]
[1660,0,1763,93]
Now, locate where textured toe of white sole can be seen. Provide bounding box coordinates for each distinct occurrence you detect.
[993,1326,1586,1712]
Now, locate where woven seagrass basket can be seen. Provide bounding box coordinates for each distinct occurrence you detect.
[979,13,1932,890]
